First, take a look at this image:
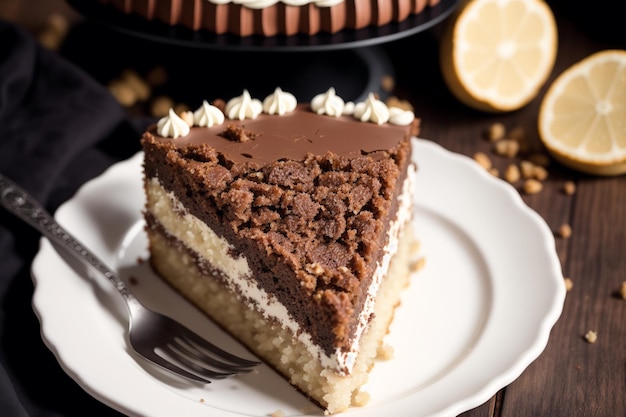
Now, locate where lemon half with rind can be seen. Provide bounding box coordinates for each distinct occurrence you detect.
[440,0,558,113]
[538,49,626,176]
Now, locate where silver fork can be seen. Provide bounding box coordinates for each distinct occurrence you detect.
[0,173,259,384]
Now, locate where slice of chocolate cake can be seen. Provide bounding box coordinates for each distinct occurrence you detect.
[140,87,419,414]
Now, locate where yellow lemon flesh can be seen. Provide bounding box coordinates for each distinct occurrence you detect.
[440,0,558,113]
[538,49,626,176]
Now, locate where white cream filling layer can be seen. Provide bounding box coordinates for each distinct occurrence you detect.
[146,165,415,374]
[346,162,416,367]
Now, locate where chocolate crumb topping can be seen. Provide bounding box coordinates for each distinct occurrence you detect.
[220,123,257,142]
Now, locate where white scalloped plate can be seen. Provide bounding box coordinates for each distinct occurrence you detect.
[31,138,565,417]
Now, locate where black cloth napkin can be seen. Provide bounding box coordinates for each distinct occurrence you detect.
[0,19,146,417]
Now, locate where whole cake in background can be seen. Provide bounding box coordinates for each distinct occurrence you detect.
[96,0,441,36]
[140,86,420,414]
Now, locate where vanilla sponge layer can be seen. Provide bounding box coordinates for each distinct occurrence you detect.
[145,181,415,414]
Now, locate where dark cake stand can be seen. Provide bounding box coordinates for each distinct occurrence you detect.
[66,0,457,103]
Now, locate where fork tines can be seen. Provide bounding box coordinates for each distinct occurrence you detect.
[152,332,260,384]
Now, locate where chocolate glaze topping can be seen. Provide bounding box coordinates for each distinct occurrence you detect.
[149,105,418,167]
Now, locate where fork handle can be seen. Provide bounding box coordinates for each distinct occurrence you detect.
[0,173,134,300]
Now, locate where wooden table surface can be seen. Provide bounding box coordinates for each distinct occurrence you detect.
[1,1,624,416]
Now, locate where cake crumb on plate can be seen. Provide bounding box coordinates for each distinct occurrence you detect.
[584,330,598,344]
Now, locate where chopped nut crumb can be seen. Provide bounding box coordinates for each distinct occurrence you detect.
[519,160,548,180]
[486,122,506,142]
[121,69,151,101]
[619,281,626,300]
[380,75,395,93]
[493,139,520,158]
[180,110,194,127]
[563,181,576,195]
[489,167,499,177]
[108,80,137,107]
[212,98,226,112]
[517,160,549,181]
[410,257,426,273]
[473,152,492,170]
[306,262,325,275]
[386,96,413,111]
[533,165,549,181]
[522,179,543,194]
[352,390,371,407]
[37,13,69,50]
[150,95,174,117]
[519,160,536,179]
[584,330,597,344]
[377,344,395,360]
[564,278,573,291]
[174,103,191,115]
[504,164,521,183]
[271,409,285,417]
[557,223,572,238]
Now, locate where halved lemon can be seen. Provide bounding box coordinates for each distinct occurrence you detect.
[538,50,626,176]
[440,0,558,112]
